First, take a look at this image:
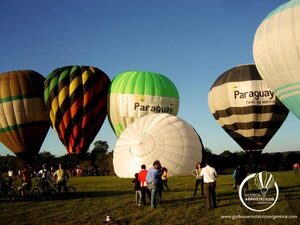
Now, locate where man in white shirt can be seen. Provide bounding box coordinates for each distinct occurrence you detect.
[8,168,14,187]
[37,164,52,191]
[200,162,217,209]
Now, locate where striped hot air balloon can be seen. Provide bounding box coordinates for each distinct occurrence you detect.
[44,65,110,154]
[253,0,300,120]
[113,113,203,178]
[108,71,179,137]
[208,64,289,151]
[0,70,49,158]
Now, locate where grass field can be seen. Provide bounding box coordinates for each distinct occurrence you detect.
[0,171,299,225]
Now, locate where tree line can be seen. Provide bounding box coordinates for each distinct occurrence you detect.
[0,141,113,176]
[203,148,300,174]
[1,140,299,175]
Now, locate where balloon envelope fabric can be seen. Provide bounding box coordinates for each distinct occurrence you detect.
[108,71,179,137]
[208,64,289,151]
[253,0,300,119]
[113,113,203,178]
[0,70,49,157]
[44,65,110,154]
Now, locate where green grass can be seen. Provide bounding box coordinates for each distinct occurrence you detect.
[0,171,299,225]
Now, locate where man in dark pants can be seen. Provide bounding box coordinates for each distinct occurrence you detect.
[233,164,248,206]
[146,160,163,208]
[200,162,217,209]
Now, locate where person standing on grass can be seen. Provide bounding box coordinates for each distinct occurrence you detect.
[233,164,248,206]
[132,173,142,206]
[293,163,299,175]
[53,164,69,194]
[161,167,170,192]
[200,162,217,209]
[8,167,14,187]
[18,164,33,197]
[192,162,204,197]
[146,160,163,208]
[138,164,151,206]
[37,164,52,192]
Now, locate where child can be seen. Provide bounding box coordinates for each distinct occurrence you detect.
[161,167,170,191]
[132,173,142,206]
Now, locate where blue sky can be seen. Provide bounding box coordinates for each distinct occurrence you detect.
[0,0,299,157]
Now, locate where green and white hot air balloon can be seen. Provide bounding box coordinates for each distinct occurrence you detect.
[107,71,179,137]
[253,0,300,120]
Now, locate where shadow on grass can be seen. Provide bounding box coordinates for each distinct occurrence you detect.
[283,194,300,200]
[159,196,202,207]
[278,185,300,192]
[0,190,134,202]
[76,190,133,198]
[52,190,133,201]
[159,193,240,208]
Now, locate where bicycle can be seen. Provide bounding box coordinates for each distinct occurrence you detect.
[16,182,32,200]
[5,179,17,201]
[53,181,76,199]
[31,177,57,200]
[0,179,17,201]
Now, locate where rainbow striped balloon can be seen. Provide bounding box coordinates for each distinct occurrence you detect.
[44,65,110,154]
[0,70,49,157]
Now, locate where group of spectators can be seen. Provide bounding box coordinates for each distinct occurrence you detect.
[70,167,110,177]
[131,160,219,209]
[0,163,70,197]
[192,161,218,209]
[132,160,169,209]
[192,161,252,209]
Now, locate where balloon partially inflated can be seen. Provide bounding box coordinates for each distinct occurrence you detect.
[44,65,110,154]
[0,70,49,157]
[253,0,300,119]
[113,113,203,178]
[208,64,288,151]
[108,71,179,137]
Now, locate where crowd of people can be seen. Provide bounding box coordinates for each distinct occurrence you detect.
[2,159,298,209]
[131,160,170,208]
[131,159,220,209]
[0,163,71,198]
[129,159,254,209]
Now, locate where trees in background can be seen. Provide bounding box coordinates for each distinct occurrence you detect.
[0,140,113,176]
[202,148,300,174]
[91,141,109,168]
[0,143,299,175]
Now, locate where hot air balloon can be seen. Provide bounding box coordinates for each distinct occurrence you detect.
[208,64,289,152]
[107,71,179,137]
[113,113,203,178]
[44,65,110,154]
[253,0,300,119]
[0,70,49,158]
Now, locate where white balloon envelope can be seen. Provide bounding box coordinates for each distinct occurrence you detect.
[253,0,300,119]
[113,113,203,178]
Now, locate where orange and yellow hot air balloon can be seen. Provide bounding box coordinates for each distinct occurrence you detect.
[0,70,50,158]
